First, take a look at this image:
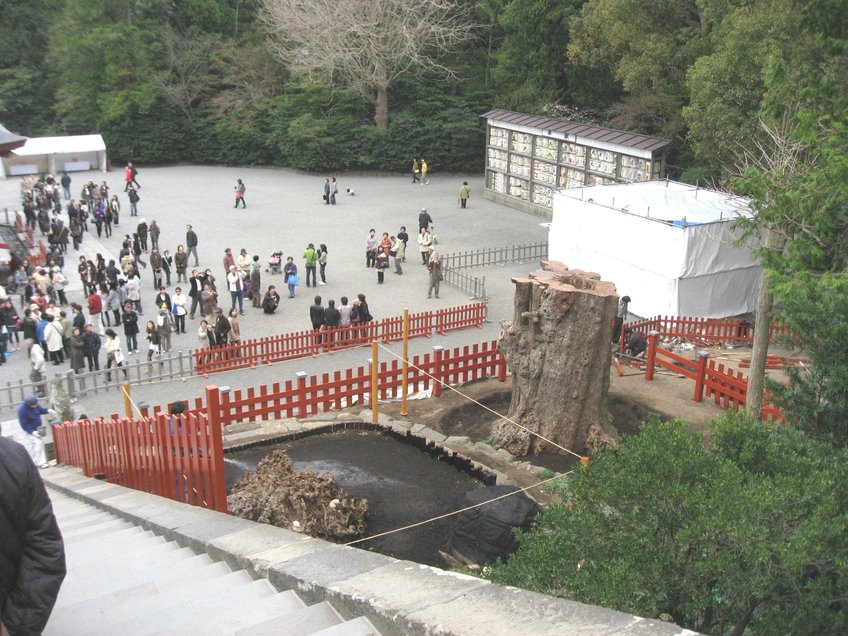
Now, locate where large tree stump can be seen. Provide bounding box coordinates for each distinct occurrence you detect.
[495,260,619,456]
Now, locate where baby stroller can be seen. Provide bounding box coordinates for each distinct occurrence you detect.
[266,250,283,274]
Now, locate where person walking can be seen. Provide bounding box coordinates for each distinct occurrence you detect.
[0,433,66,636]
[459,181,471,208]
[104,328,128,381]
[145,320,163,372]
[61,171,72,199]
[186,225,199,267]
[16,395,58,468]
[427,250,443,299]
[411,158,420,183]
[420,159,428,184]
[124,161,140,190]
[303,243,318,288]
[234,179,246,208]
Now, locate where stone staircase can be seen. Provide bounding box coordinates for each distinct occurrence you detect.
[45,489,379,636]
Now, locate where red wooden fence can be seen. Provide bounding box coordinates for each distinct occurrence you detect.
[194,302,487,375]
[644,333,781,421]
[620,315,792,351]
[52,340,505,510]
[158,340,506,427]
[53,391,228,512]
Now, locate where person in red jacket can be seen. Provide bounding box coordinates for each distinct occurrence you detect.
[124,161,140,191]
[88,289,104,335]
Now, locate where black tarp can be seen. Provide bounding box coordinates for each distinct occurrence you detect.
[447,485,541,566]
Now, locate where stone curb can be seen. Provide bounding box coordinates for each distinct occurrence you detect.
[42,467,696,636]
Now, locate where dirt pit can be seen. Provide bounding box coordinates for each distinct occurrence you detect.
[225,430,483,567]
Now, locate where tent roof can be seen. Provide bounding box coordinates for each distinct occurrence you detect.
[482,109,672,153]
[12,134,106,157]
[559,180,752,226]
[0,124,28,155]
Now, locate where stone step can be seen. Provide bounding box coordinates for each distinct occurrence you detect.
[139,586,307,636]
[101,569,256,627]
[56,556,230,610]
[233,601,347,636]
[310,617,381,636]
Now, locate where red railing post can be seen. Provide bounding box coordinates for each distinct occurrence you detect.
[432,345,444,397]
[645,331,660,381]
[295,371,308,418]
[204,385,228,513]
[693,350,710,403]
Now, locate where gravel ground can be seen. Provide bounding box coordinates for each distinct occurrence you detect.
[0,165,547,418]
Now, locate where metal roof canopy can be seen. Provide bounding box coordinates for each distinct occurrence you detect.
[12,134,106,156]
[482,109,671,153]
[0,124,27,155]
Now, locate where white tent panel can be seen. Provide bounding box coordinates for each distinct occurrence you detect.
[549,181,761,319]
[1,134,107,178]
[12,135,105,156]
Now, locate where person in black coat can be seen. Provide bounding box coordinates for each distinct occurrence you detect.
[262,286,280,314]
[0,436,66,636]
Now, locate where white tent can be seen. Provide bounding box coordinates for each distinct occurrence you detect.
[0,134,107,178]
[549,180,761,318]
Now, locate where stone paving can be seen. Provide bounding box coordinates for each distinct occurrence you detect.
[1,166,547,417]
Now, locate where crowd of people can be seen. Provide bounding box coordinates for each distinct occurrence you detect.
[3,165,469,392]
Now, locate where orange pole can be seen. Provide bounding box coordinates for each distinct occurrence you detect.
[401,308,409,416]
[122,381,132,418]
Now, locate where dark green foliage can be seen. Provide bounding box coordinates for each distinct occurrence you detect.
[489,414,848,635]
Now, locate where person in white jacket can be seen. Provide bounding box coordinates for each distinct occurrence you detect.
[43,315,65,365]
[104,329,128,382]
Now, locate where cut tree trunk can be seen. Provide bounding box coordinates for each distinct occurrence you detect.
[495,260,619,457]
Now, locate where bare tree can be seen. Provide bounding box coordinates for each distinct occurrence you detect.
[154,29,220,125]
[259,0,475,133]
[733,116,814,417]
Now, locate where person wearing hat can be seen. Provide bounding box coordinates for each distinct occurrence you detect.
[613,295,631,344]
[212,307,231,353]
[418,207,433,230]
[16,395,58,468]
